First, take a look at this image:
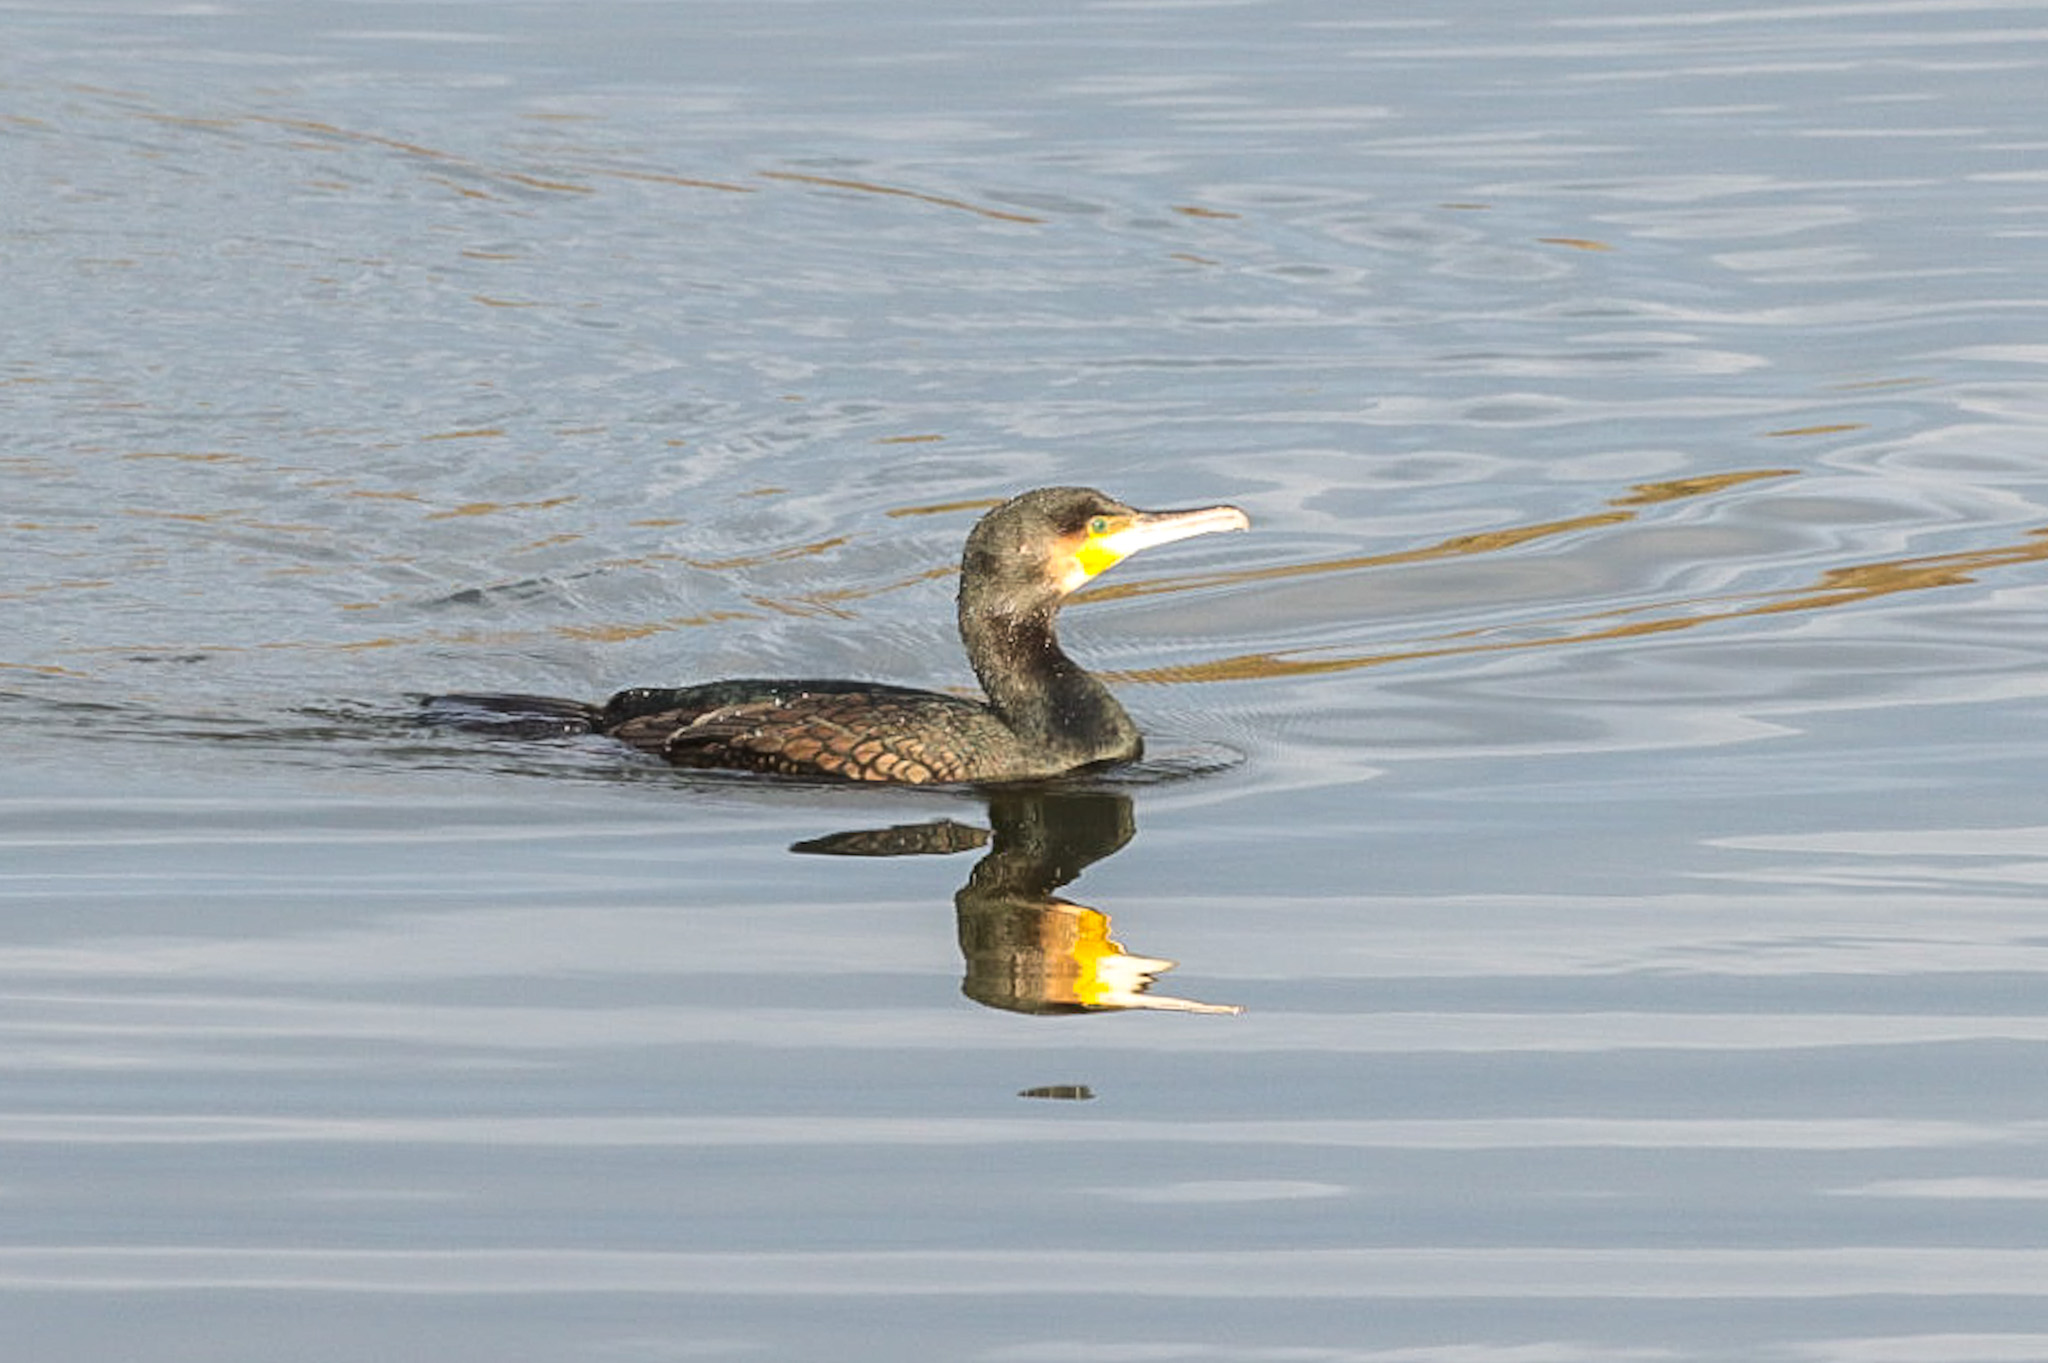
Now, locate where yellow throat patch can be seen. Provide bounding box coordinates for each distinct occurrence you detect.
[1072,535,1124,581]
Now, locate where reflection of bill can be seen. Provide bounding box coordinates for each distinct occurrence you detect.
[958,893,1240,1016]
[793,790,1240,1017]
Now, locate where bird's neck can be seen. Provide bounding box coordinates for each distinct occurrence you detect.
[960,603,1139,764]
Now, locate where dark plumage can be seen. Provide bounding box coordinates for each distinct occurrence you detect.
[426,486,1249,783]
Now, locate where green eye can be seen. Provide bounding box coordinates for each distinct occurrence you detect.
[1088,516,1110,536]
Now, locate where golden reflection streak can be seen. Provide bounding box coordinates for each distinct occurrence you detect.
[555,611,760,643]
[121,508,252,524]
[890,497,1005,519]
[1765,423,1867,438]
[740,562,959,620]
[675,536,848,572]
[130,100,749,205]
[424,497,579,520]
[121,450,250,464]
[247,116,595,194]
[576,167,753,194]
[1832,376,1932,392]
[1083,469,1798,605]
[1610,468,1796,507]
[512,533,586,553]
[1113,527,2048,685]
[0,660,88,677]
[780,564,956,606]
[748,595,860,621]
[0,579,113,601]
[422,177,496,202]
[758,171,1045,223]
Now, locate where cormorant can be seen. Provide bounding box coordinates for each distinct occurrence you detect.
[427,486,1248,783]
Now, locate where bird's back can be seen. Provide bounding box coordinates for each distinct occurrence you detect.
[599,681,1036,783]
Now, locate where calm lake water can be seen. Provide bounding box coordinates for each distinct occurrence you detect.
[8,1,2048,1359]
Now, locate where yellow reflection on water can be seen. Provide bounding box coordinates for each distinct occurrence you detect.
[578,167,753,194]
[757,170,1045,224]
[674,536,848,572]
[555,611,761,644]
[424,497,579,520]
[890,497,1006,519]
[1091,468,1799,609]
[1765,423,1869,438]
[1609,468,1795,507]
[247,116,596,195]
[1118,523,2048,686]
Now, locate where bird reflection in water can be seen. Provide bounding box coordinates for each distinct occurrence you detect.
[792,790,1240,1017]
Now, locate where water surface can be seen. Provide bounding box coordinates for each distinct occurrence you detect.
[7,2,2048,1360]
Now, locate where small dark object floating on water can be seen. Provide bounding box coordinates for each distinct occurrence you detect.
[425,486,1250,784]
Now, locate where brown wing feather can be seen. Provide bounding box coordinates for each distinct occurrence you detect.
[608,690,1019,784]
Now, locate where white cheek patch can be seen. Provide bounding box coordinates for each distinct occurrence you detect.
[1053,555,1093,594]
